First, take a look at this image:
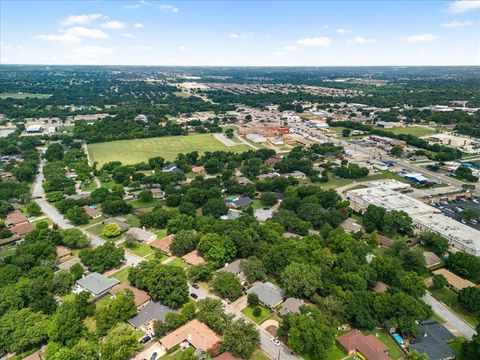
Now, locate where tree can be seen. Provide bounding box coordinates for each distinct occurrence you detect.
[458,287,480,313]
[45,143,64,162]
[390,145,403,157]
[221,320,260,359]
[281,262,322,299]
[52,270,74,294]
[241,257,266,284]
[460,325,480,359]
[25,202,42,217]
[253,306,262,317]
[399,272,426,298]
[407,351,428,360]
[101,199,132,216]
[61,228,89,249]
[431,274,447,290]
[342,128,351,137]
[100,323,140,360]
[48,299,86,346]
[197,298,232,334]
[66,206,90,225]
[79,241,124,273]
[202,198,228,218]
[260,192,277,207]
[447,252,480,283]
[128,261,189,308]
[103,223,122,238]
[188,263,213,282]
[383,210,413,236]
[0,308,50,353]
[0,201,14,218]
[170,230,199,256]
[70,263,84,281]
[247,293,260,307]
[278,306,335,358]
[197,233,236,268]
[138,189,153,203]
[211,272,243,301]
[419,232,448,256]
[95,291,137,335]
[362,205,386,233]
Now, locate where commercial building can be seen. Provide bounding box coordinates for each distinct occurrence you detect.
[346,180,480,256]
[246,133,267,143]
[25,124,43,133]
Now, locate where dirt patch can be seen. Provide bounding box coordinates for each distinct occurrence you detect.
[266,325,278,336]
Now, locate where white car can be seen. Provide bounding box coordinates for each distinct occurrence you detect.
[271,338,281,346]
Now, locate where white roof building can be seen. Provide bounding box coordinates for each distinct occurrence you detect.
[346,180,480,257]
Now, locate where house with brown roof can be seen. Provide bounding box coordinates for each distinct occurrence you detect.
[378,235,394,248]
[423,251,441,267]
[6,210,28,227]
[11,222,35,236]
[23,351,42,360]
[110,283,151,308]
[372,282,388,293]
[182,250,205,266]
[149,234,175,255]
[279,298,304,316]
[432,268,475,291]
[159,319,221,353]
[192,166,205,174]
[82,205,101,219]
[214,352,242,360]
[337,330,391,360]
[56,246,72,260]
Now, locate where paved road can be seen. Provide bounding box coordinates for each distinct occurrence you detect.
[422,292,476,340]
[33,158,144,266]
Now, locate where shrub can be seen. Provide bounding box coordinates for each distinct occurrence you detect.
[253,306,262,317]
[103,223,121,238]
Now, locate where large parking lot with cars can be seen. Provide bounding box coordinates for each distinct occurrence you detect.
[431,197,480,231]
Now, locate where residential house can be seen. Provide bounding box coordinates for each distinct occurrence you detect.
[159,319,221,353]
[182,250,205,266]
[56,246,72,260]
[423,251,441,267]
[236,177,252,185]
[409,320,455,360]
[254,208,273,222]
[10,222,35,236]
[128,301,175,330]
[103,217,131,232]
[110,283,151,308]
[23,351,42,360]
[432,269,475,291]
[82,205,101,219]
[217,259,245,283]
[126,227,157,243]
[214,353,242,360]
[220,209,243,220]
[149,234,175,255]
[264,157,281,166]
[6,210,28,227]
[192,166,205,174]
[372,282,389,293]
[226,197,252,209]
[75,272,119,299]
[256,172,280,180]
[288,170,306,179]
[340,218,364,233]
[336,330,390,360]
[378,235,394,248]
[279,298,304,316]
[246,282,284,308]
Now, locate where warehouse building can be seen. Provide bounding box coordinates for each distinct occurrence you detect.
[346,180,480,256]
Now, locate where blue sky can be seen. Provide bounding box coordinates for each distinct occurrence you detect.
[1,0,479,66]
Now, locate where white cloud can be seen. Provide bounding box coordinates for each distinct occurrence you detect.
[229,33,240,39]
[336,28,351,34]
[35,33,82,44]
[178,45,187,51]
[69,45,113,60]
[442,20,474,27]
[123,0,147,10]
[447,1,480,13]
[101,20,126,29]
[131,45,153,50]
[134,23,144,28]
[296,36,331,47]
[348,36,376,44]
[402,33,439,42]
[60,14,103,26]
[64,27,110,40]
[273,51,284,57]
[283,46,298,51]
[159,4,179,13]
[120,33,134,38]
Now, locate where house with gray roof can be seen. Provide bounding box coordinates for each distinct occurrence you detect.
[128,301,175,330]
[409,320,455,360]
[75,272,119,299]
[226,197,252,209]
[126,227,157,243]
[103,217,131,232]
[279,298,304,316]
[246,281,284,308]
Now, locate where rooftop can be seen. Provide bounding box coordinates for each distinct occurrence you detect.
[159,319,221,351]
[217,259,243,275]
[182,250,205,265]
[149,234,175,255]
[128,301,174,328]
[279,297,304,316]
[110,283,150,308]
[409,320,455,360]
[76,272,119,296]
[126,227,157,242]
[432,268,475,290]
[246,281,284,308]
[337,330,390,360]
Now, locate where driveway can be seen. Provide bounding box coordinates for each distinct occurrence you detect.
[131,342,165,360]
[230,295,248,312]
[422,292,476,340]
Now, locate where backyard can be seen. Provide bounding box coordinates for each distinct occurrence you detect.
[87,134,249,166]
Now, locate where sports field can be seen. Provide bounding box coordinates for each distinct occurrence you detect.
[375,126,437,137]
[0,92,52,99]
[87,134,249,166]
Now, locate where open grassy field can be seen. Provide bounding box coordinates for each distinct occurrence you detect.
[87,134,250,166]
[375,126,438,137]
[0,92,52,99]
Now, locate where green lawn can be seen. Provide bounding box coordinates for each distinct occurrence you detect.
[160,350,187,360]
[325,343,348,360]
[378,126,437,137]
[449,337,466,357]
[86,222,123,241]
[249,350,271,360]
[364,330,404,360]
[122,243,155,257]
[250,199,264,210]
[125,214,141,227]
[108,267,131,283]
[88,134,250,166]
[81,181,97,192]
[154,229,167,239]
[128,198,161,209]
[166,257,187,268]
[430,288,477,325]
[241,305,273,324]
[0,92,52,99]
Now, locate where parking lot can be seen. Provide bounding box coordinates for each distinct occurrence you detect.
[431,197,480,231]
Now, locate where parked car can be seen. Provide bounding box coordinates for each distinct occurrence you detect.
[190,293,198,299]
[271,338,281,346]
[192,284,199,289]
[139,335,151,344]
[150,352,158,360]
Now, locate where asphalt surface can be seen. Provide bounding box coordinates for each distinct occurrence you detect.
[422,293,476,340]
